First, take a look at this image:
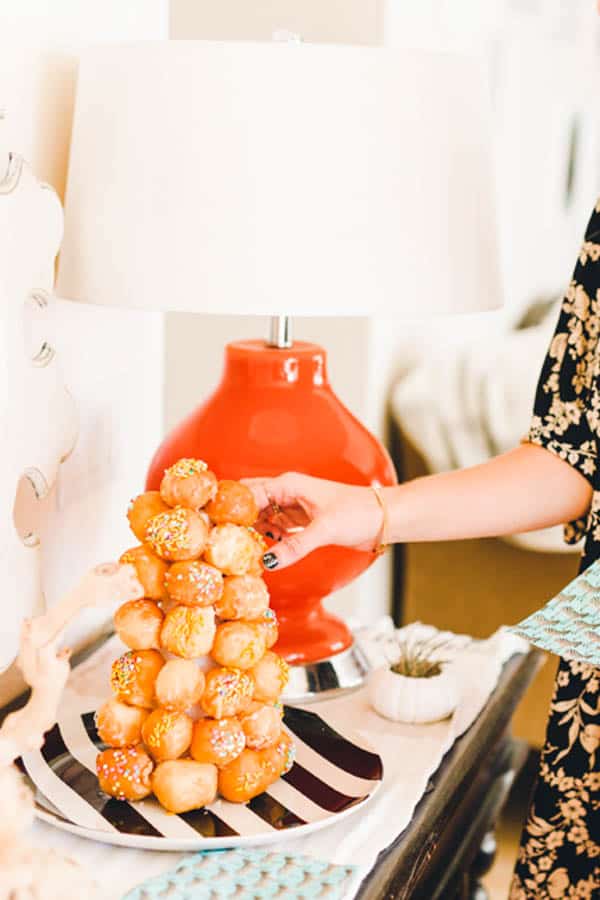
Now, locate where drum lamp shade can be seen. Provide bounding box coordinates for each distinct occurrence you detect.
[57,40,502,317]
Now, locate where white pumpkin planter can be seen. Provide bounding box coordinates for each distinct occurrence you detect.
[368,663,459,724]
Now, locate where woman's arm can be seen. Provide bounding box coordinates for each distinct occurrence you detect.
[244,443,592,570]
[385,443,591,542]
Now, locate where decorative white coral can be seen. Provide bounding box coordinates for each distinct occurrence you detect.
[0,562,142,899]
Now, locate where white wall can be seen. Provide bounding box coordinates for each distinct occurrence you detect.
[0,0,168,703]
[0,1,169,197]
[385,1,600,297]
[380,0,600,406]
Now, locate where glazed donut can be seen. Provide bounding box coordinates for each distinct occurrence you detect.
[114,598,164,651]
[215,575,269,621]
[246,527,268,576]
[211,621,266,671]
[160,605,216,659]
[205,480,258,527]
[146,507,209,562]
[204,524,257,576]
[190,717,246,767]
[154,658,205,711]
[217,747,274,803]
[262,730,296,778]
[239,702,282,750]
[200,667,254,719]
[254,608,279,650]
[119,544,168,601]
[249,650,289,702]
[151,759,218,814]
[141,708,193,762]
[96,745,154,801]
[165,561,223,608]
[95,698,149,748]
[110,649,164,708]
[127,491,170,542]
[159,459,217,511]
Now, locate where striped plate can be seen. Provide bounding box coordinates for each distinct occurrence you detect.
[19,706,383,851]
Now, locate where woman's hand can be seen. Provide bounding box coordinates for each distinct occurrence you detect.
[242,472,383,570]
[243,444,595,572]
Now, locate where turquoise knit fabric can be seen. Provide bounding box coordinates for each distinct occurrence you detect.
[510,556,600,665]
[123,848,358,900]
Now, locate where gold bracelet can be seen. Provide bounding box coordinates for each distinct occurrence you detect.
[370,483,389,557]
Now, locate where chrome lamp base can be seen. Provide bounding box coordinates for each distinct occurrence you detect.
[282,640,371,704]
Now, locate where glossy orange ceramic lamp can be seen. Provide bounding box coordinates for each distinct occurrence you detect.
[57,42,502,699]
[147,338,397,667]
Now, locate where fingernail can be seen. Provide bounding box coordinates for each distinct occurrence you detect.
[262,552,279,570]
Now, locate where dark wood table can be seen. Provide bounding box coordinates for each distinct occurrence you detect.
[357,649,542,900]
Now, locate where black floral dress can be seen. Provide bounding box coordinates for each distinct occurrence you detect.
[509,204,600,899]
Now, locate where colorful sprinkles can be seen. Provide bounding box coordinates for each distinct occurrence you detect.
[165,562,223,602]
[209,720,246,761]
[274,737,296,775]
[165,458,208,479]
[146,507,193,556]
[281,740,296,775]
[145,712,178,749]
[238,766,266,793]
[119,550,137,566]
[205,668,254,717]
[164,606,213,656]
[276,656,290,690]
[97,746,152,800]
[110,652,141,699]
[255,608,279,645]
[240,705,281,749]
[246,527,268,553]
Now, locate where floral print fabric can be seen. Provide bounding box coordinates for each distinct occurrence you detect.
[510,203,600,897]
[510,660,600,898]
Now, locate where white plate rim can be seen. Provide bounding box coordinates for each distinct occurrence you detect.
[34,781,380,852]
[28,706,383,852]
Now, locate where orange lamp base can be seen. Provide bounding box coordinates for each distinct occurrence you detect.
[146,340,397,666]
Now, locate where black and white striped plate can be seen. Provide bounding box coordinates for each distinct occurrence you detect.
[18,706,383,850]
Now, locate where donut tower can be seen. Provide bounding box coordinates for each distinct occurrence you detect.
[95,459,295,814]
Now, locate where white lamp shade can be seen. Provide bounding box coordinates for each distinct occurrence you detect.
[58,41,501,317]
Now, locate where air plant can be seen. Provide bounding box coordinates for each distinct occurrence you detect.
[368,631,460,723]
[382,634,454,679]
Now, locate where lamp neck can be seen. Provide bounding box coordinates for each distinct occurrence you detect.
[267,315,293,349]
[222,339,329,388]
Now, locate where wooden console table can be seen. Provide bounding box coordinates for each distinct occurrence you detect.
[1,644,541,899]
